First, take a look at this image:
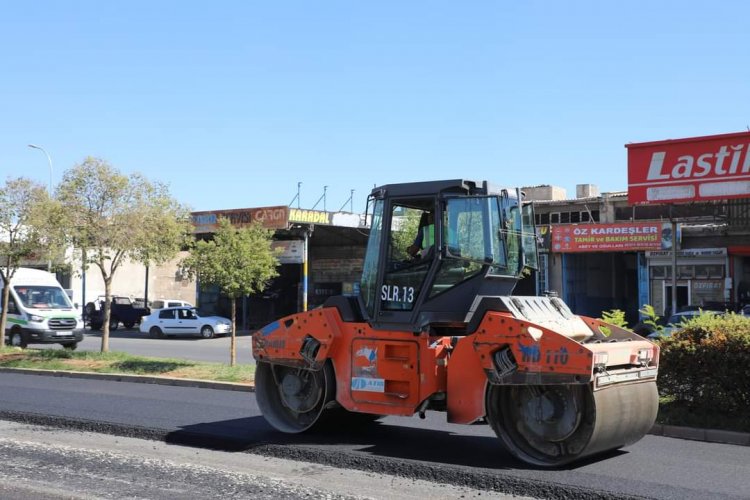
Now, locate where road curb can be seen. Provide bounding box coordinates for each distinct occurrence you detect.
[3,367,748,447]
[649,423,750,446]
[0,367,255,392]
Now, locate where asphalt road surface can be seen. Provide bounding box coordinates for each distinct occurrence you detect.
[38,328,256,364]
[0,420,514,500]
[1,372,748,500]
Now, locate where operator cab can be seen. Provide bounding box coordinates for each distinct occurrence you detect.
[358,179,538,333]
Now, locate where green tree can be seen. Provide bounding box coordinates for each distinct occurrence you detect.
[0,178,52,346]
[55,157,191,352]
[180,218,279,366]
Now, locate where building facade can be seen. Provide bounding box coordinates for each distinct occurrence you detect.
[528,184,740,323]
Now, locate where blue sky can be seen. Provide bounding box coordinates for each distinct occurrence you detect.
[2,1,749,214]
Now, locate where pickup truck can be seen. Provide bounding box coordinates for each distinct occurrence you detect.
[85,296,151,330]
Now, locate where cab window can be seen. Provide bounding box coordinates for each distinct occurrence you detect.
[381,199,434,311]
[522,202,538,270]
[428,196,502,296]
[443,196,507,265]
[361,198,384,317]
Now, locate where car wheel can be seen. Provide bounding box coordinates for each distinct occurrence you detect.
[109,318,119,330]
[10,330,27,349]
[149,327,163,339]
[123,322,135,329]
[200,326,214,339]
[62,342,78,351]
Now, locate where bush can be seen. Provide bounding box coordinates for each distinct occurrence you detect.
[656,312,750,414]
[599,309,627,337]
[601,309,627,328]
[637,304,663,335]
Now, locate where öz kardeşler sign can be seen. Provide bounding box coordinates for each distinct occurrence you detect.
[552,222,673,253]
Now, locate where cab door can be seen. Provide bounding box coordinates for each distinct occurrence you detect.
[363,196,438,329]
[2,295,21,332]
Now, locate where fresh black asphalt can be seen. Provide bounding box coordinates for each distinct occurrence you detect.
[1,372,749,500]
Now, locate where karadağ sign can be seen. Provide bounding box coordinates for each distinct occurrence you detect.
[626,131,750,205]
[552,222,673,253]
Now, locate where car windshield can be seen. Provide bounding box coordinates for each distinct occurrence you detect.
[14,286,73,309]
[667,314,690,325]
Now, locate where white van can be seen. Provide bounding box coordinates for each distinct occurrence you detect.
[1,267,84,349]
[150,299,194,311]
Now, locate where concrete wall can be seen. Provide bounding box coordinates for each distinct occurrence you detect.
[69,252,196,307]
[148,251,197,305]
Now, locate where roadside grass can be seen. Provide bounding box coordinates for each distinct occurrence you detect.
[0,347,255,384]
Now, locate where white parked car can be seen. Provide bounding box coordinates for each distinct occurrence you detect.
[647,310,723,339]
[139,307,231,339]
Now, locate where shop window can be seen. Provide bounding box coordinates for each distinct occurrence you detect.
[570,211,580,223]
[539,212,550,224]
[711,265,724,279]
[695,265,724,279]
[694,265,708,279]
[581,211,590,222]
[678,265,695,279]
[650,266,667,279]
[560,212,570,223]
[590,210,600,222]
[550,213,560,224]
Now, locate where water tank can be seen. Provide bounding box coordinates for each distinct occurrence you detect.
[576,184,600,198]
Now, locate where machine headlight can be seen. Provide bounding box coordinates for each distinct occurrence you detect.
[29,315,44,322]
[636,348,653,366]
[593,352,608,373]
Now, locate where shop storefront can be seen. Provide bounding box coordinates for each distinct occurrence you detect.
[730,246,750,308]
[646,248,729,315]
[190,206,369,329]
[551,221,673,324]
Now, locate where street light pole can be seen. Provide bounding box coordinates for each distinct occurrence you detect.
[28,144,54,273]
[28,144,53,195]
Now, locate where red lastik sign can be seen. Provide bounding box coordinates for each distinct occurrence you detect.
[626,131,750,204]
[552,222,673,253]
